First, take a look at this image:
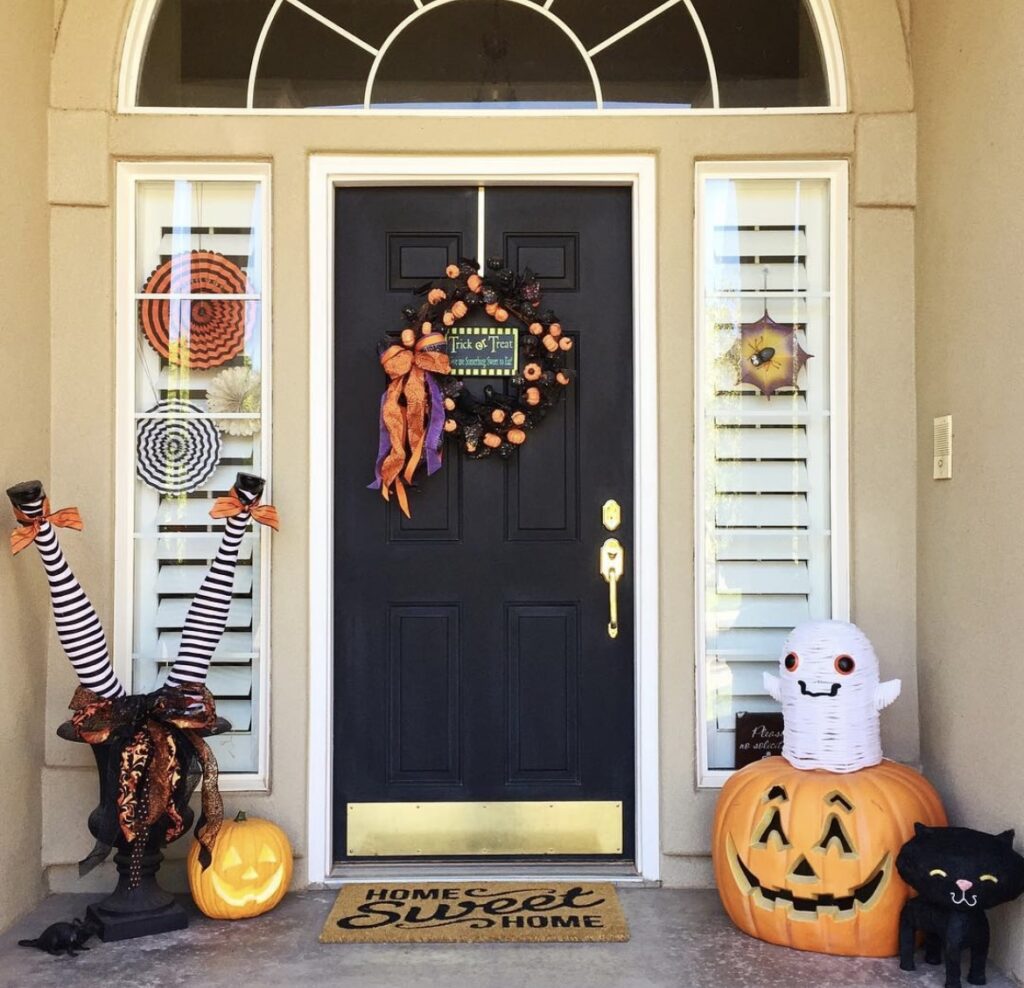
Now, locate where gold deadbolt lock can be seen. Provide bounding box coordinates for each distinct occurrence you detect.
[599,538,624,639]
[602,499,621,532]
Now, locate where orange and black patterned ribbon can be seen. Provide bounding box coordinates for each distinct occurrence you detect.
[210,488,280,530]
[369,332,451,518]
[9,499,83,555]
[68,684,224,870]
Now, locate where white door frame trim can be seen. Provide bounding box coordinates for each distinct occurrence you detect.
[307,154,660,886]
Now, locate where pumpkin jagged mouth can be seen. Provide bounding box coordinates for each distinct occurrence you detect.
[727,837,890,921]
[209,865,286,908]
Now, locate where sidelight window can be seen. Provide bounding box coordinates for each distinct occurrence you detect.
[124,0,843,111]
[115,163,272,788]
[695,162,849,786]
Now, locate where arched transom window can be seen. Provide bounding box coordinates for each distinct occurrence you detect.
[126,0,844,111]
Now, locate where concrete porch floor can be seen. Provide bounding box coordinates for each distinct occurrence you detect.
[0,889,1016,988]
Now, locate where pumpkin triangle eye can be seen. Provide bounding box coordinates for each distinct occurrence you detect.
[221,846,244,868]
[818,814,856,855]
[258,844,278,863]
[754,808,790,848]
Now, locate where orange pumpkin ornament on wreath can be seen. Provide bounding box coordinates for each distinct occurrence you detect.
[187,811,293,920]
[712,757,946,957]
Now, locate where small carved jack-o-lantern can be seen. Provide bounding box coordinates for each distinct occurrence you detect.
[712,757,946,956]
[188,811,294,920]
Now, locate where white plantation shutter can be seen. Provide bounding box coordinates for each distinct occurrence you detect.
[697,170,846,777]
[122,170,271,782]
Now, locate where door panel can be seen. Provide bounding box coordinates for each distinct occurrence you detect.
[333,185,634,862]
[507,603,580,783]
[387,604,460,783]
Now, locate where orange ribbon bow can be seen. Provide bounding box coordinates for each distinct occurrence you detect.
[68,684,224,870]
[10,499,84,555]
[374,332,452,518]
[210,489,280,531]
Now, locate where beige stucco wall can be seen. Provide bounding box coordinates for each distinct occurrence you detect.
[0,0,54,929]
[914,0,1024,979]
[36,0,920,895]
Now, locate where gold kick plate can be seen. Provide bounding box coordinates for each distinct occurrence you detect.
[347,801,623,857]
[600,538,624,639]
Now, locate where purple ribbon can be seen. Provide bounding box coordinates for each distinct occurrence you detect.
[425,373,446,476]
[368,375,446,489]
[368,393,388,491]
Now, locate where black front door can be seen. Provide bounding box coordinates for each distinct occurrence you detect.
[333,185,635,862]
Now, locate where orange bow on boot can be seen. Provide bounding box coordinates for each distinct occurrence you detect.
[210,489,280,530]
[10,499,84,555]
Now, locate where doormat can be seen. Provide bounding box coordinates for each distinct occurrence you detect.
[319,882,629,944]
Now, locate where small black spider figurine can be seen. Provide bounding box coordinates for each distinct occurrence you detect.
[897,824,1024,988]
[18,917,98,957]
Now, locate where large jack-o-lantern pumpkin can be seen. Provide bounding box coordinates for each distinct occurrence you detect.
[188,811,293,920]
[712,756,946,956]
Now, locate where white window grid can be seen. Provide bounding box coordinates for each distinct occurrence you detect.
[118,0,847,114]
[694,160,850,788]
[115,161,273,792]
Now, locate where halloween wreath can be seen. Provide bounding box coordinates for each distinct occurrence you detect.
[370,258,575,517]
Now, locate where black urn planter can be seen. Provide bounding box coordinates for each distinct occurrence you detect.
[58,712,230,942]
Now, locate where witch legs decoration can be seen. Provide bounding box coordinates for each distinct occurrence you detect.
[7,482,126,699]
[7,473,278,940]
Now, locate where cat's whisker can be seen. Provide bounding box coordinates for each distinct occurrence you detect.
[949,890,978,907]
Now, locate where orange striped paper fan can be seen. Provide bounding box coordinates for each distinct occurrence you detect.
[139,250,255,370]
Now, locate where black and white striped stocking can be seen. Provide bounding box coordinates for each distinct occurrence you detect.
[13,494,126,699]
[165,486,257,688]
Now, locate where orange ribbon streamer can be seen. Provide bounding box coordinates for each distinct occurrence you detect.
[210,489,280,531]
[377,333,451,518]
[9,499,84,555]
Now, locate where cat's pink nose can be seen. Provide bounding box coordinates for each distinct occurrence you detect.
[956,879,974,892]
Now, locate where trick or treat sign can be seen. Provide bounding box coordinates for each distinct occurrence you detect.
[447,327,520,376]
[320,883,629,943]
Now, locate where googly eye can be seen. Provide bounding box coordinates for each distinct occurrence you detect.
[834,655,856,675]
[784,653,799,672]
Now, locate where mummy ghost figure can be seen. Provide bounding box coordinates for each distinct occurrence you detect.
[764,620,901,773]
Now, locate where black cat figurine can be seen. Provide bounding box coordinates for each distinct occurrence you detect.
[897,824,1024,988]
[18,917,98,957]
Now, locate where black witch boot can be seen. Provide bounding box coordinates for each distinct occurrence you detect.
[7,479,45,513]
[234,471,266,504]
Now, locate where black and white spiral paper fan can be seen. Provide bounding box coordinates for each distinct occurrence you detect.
[136,400,222,494]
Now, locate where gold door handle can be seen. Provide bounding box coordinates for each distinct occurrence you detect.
[600,538,624,639]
